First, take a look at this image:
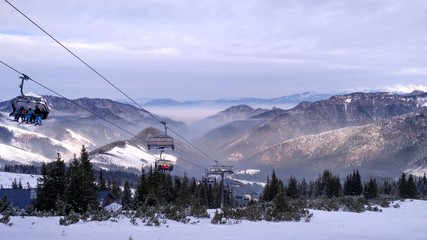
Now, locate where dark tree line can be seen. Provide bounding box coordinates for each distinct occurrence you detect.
[34,145,224,218]
[398,172,418,199]
[262,169,427,202]
[116,167,224,212]
[4,164,40,175]
[2,164,140,189]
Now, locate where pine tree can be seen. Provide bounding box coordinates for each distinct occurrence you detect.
[80,146,99,211]
[286,176,299,199]
[380,180,393,196]
[161,173,175,203]
[179,174,191,204]
[98,169,107,191]
[11,179,19,189]
[344,170,363,196]
[418,174,427,196]
[353,170,363,195]
[122,181,132,210]
[364,177,378,199]
[0,195,13,214]
[298,178,309,199]
[272,189,288,221]
[261,177,271,201]
[36,153,66,212]
[65,146,99,213]
[406,175,417,199]
[66,155,83,213]
[269,170,281,201]
[111,179,122,200]
[135,167,147,206]
[315,170,341,198]
[262,170,283,202]
[398,172,408,198]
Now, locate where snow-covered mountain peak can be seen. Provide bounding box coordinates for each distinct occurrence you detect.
[384,84,427,94]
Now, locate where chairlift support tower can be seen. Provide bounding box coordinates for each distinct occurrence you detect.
[206,161,234,208]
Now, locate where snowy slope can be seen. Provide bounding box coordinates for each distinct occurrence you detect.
[0,171,40,188]
[91,143,177,170]
[0,119,96,164]
[1,200,426,240]
[63,129,96,151]
[0,143,51,164]
[384,84,427,93]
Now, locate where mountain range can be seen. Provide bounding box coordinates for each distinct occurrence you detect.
[1,91,427,181]
[141,92,333,107]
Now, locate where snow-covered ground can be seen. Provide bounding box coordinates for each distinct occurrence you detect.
[1,200,426,240]
[90,143,177,170]
[0,171,40,188]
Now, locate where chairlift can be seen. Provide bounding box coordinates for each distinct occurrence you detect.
[156,159,174,172]
[206,163,234,175]
[147,121,175,150]
[155,150,174,172]
[148,136,174,150]
[202,162,234,187]
[202,175,217,184]
[9,74,49,122]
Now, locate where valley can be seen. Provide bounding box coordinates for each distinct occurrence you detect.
[0,91,427,182]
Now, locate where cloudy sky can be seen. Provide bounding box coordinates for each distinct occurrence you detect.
[1,0,426,101]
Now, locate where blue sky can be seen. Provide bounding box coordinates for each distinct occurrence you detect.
[1,0,426,101]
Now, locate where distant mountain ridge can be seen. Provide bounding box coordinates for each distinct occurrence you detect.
[1,91,427,181]
[143,92,333,106]
[196,91,427,179]
[130,84,427,107]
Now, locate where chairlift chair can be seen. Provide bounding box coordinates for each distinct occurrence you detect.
[202,175,217,184]
[156,159,174,172]
[10,95,49,119]
[206,165,234,175]
[147,136,175,150]
[147,121,175,150]
[9,74,50,121]
[154,150,174,172]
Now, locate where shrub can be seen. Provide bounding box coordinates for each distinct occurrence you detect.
[59,210,80,226]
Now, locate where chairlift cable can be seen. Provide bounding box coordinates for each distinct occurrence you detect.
[3,0,161,123]
[0,60,24,75]
[0,61,138,140]
[1,61,206,170]
[167,128,218,163]
[4,0,219,165]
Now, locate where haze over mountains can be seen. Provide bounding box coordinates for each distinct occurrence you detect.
[0,90,426,181]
